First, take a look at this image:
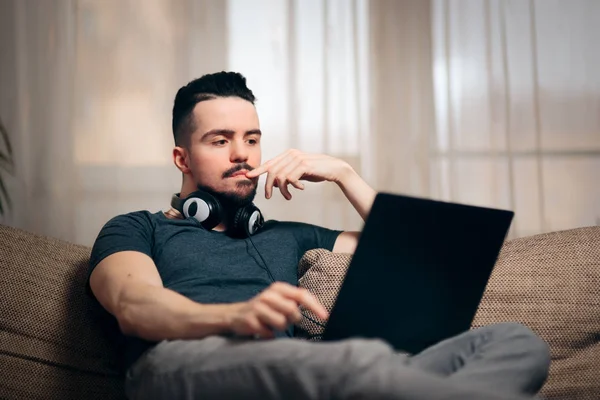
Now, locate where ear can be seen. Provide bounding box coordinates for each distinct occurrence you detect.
[173,146,192,174]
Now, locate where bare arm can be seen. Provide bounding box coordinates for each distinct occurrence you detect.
[246,150,377,255]
[89,251,236,341]
[334,163,377,223]
[89,251,327,341]
[331,164,376,254]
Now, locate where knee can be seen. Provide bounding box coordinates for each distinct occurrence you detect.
[331,338,399,398]
[494,322,550,352]
[339,338,396,366]
[330,338,397,382]
[492,323,551,375]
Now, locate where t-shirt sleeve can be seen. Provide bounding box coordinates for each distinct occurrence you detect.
[88,212,154,283]
[291,222,343,256]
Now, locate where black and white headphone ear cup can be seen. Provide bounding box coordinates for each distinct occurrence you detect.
[182,197,210,221]
[232,205,264,237]
[246,209,264,235]
[180,191,222,230]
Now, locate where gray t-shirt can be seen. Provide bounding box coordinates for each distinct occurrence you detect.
[88,210,342,371]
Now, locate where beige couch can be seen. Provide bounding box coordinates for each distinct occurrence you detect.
[0,223,599,399]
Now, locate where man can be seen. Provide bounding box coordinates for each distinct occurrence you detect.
[88,71,550,400]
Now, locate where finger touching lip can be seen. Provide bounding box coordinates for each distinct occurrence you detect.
[246,166,266,177]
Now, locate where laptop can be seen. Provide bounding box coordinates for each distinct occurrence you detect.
[320,192,514,355]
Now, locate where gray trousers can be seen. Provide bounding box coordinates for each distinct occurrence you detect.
[125,323,550,400]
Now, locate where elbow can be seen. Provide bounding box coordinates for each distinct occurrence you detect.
[118,319,136,337]
[114,302,137,337]
[114,300,164,342]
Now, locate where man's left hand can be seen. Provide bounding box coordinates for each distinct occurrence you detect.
[245,149,350,200]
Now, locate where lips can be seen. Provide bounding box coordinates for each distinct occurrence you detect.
[231,170,249,178]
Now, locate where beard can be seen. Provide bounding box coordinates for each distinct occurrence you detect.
[197,181,257,210]
[196,163,258,222]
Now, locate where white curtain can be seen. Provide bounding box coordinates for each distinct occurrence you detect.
[429,0,600,238]
[1,0,598,246]
[0,0,77,242]
[226,0,371,233]
[370,0,600,240]
[71,0,229,246]
[368,0,436,198]
[0,0,370,246]
[0,0,229,245]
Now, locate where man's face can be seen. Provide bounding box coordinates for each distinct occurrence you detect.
[185,96,261,206]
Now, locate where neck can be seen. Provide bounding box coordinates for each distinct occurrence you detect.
[213,222,227,232]
[164,207,183,220]
[164,207,228,231]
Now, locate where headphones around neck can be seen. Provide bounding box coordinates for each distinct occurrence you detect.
[170,190,264,238]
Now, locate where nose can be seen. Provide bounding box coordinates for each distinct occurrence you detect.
[230,140,249,164]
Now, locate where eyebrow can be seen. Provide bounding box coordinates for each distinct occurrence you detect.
[201,129,262,141]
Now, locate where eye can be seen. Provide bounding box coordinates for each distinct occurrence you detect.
[248,137,260,145]
[213,139,227,146]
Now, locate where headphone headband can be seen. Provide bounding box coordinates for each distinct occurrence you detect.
[170,193,184,212]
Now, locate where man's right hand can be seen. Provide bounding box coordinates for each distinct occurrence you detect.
[228,282,328,339]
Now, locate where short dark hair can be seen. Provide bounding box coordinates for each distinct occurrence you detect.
[172,71,256,146]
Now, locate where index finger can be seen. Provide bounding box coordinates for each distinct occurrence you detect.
[246,150,291,178]
[272,283,328,320]
[246,163,269,178]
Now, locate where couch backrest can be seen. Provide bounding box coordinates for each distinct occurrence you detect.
[472,226,600,399]
[0,224,123,400]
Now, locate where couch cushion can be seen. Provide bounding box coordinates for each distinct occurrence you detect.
[472,226,600,400]
[0,224,124,400]
[297,249,352,337]
[297,226,600,400]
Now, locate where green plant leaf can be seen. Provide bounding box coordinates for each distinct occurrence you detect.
[0,116,13,215]
[0,174,10,210]
[0,118,13,157]
[0,154,14,174]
